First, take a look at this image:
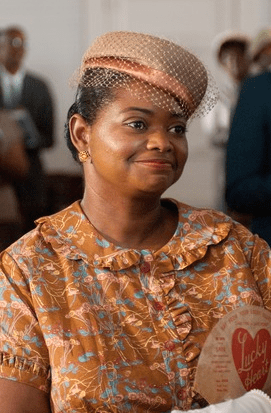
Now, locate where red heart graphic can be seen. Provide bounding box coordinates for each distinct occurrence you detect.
[232,328,271,391]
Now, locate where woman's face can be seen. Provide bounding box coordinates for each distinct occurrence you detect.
[82,86,189,198]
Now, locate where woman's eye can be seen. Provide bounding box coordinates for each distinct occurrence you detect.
[169,125,187,135]
[127,121,146,130]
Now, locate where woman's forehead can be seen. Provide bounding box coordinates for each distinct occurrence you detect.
[95,85,188,123]
[112,81,189,119]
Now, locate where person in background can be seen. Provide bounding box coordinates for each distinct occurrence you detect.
[249,28,271,75]
[203,31,251,149]
[226,27,271,246]
[0,31,271,413]
[0,26,54,232]
[202,31,251,221]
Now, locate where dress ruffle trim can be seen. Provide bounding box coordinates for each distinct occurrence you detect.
[36,200,233,275]
[164,292,201,360]
[0,352,50,379]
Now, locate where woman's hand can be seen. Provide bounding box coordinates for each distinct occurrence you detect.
[0,378,51,413]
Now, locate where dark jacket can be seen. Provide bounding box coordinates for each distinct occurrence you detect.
[0,71,54,231]
[0,71,54,152]
[226,71,271,245]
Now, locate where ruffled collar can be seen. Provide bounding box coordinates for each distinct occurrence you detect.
[36,199,232,272]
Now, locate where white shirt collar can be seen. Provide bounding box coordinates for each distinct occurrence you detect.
[0,65,25,88]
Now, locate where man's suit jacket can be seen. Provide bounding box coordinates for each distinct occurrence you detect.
[0,71,54,153]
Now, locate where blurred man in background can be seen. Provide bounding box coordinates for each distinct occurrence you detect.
[0,26,54,232]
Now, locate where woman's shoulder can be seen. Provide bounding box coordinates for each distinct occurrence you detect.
[166,198,261,246]
[168,198,231,223]
[1,201,84,263]
[165,199,271,266]
[35,200,85,230]
[164,198,233,245]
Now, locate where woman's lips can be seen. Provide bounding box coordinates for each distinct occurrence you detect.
[134,159,174,169]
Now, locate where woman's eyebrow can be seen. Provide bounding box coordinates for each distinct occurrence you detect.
[121,107,154,115]
[120,107,187,121]
[170,111,187,120]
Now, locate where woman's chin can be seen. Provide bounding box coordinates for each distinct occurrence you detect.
[135,181,174,197]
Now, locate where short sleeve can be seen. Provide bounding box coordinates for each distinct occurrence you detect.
[0,250,50,392]
[250,236,271,310]
[231,221,271,310]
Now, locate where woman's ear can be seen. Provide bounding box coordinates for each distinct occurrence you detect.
[69,114,91,152]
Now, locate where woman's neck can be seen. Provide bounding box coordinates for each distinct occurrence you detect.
[80,189,178,250]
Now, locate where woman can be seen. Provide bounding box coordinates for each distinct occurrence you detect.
[201,30,252,221]
[0,31,270,413]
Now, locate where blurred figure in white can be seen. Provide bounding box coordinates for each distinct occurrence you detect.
[202,31,251,222]
[204,31,251,148]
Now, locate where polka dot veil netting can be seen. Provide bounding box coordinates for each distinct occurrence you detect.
[73,31,219,121]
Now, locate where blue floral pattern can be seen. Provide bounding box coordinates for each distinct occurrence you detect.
[0,200,270,412]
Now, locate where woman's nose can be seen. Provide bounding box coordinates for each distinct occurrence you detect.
[146,131,173,152]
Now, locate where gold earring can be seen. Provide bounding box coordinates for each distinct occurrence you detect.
[78,150,90,163]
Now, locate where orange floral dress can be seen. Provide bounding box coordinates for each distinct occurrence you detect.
[0,200,270,412]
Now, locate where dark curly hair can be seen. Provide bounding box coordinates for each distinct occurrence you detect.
[64,68,133,162]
